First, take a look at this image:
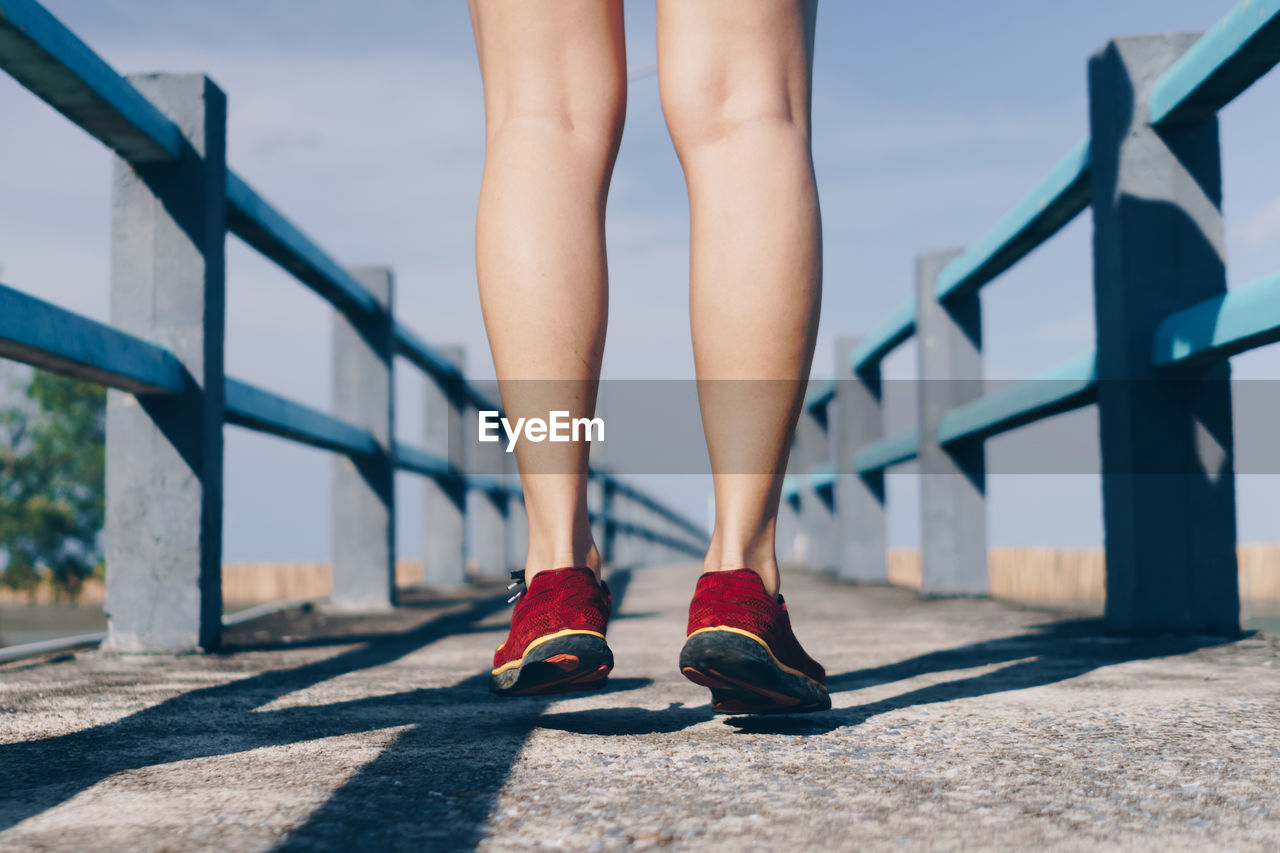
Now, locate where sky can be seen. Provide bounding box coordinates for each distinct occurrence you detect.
[2,0,1280,560]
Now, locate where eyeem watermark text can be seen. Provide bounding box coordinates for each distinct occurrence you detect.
[478,410,604,452]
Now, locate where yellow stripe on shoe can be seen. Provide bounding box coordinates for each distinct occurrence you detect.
[685,625,817,683]
[491,628,607,676]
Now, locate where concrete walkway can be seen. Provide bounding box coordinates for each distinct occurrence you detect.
[2,563,1278,851]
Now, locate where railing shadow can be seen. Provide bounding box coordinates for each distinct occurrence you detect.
[0,568,644,851]
[521,616,1241,740]
[727,618,1242,735]
[271,566,643,851]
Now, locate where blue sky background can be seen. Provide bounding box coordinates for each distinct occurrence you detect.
[2,0,1279,559]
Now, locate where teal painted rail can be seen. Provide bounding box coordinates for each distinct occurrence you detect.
[1149,0,1280,126]
[807,462,837,491]
[852,429,919,475]
[933,140,1092,303]
[783,0,1280,627]
[804,379,835,410]
[849,298,915,374]
[0,0,181,162]
[842,0,1280,471]
[394,321,466,386]
[225,174,384,323]
[1153,269,1280,367]
[394,442,459,482]
[587,511,705,558]
[0,281,185,395]
[597,474,709,546]
[224,379,378,459]
[936,351,1097,446]
[781,476,801,501]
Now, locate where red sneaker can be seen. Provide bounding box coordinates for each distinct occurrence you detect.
[680,569,830,714]
[490,567,614,696]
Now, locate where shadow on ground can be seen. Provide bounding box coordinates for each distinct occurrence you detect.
[525,617,1241,739]
[0,571,648,851]
[0,573,1245,849]
[727,619,1242,735]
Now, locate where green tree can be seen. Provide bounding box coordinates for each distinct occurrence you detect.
[0,370,106,601]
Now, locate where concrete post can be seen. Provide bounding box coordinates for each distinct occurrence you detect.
[504,451,528,574]
[659,516,678,564]
[105,74,226,653]
[917,249,988,596]
[835,336,888,584]
[602,479,618,566]
[1088,35,1238,634]
[646,511,659,564]
[423,347,466,587]
[588,475,608,564]
[330,267,395,611]
[795,391,837,573]
[634,504,655,563]
[784,429,809,565]
[776,481,801,565]
[468,425,508,580]
[612,493,632,567]
[637,503,651,564]
[811,480,838,574]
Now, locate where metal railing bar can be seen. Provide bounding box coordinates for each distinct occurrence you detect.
[463,472,508,496]
[394,441,458,481]
[807,461,837,491]
[225,172,382,323]
[1149,0,1280,126]
[393,322,499,411]
[936,351,1098,447]
[393,322,464,385]
[0,281,185,395]
[588,512,704,557]
[849,298,915,375]
[0,0,391,331]
[0,596,327,664]
[1153,270,1280,367]
[781,475,801,501]
[224,378,378,458]
[935,139,1092,303]
[804,379,835,410]
[852,428,920,474]
[0,0,182,164]
[0,631,106,665]
[595,474,709,543]
[391,318,506,412]
[221,596,327,627]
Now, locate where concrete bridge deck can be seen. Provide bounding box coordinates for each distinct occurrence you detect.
[2,563,1278,852]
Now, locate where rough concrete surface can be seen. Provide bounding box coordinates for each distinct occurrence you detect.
[1,563,1278,852]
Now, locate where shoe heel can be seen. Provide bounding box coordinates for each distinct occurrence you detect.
[491,632,613,696]
[679,629,830,714]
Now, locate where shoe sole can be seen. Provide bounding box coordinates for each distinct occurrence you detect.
[679,628,831,715]
[490,631,614,697]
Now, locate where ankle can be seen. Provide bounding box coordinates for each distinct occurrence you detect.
[703,529,780,594]
[527,542,602,583]
[702,561,780,597]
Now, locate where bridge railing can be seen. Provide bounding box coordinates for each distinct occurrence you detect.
[784,0,1280,634]
[0,0,708,654]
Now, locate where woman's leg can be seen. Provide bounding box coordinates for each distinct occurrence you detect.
[657,0,821,595]
[468,0,626,582]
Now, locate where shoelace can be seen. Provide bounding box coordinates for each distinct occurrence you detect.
[506,569,526,605]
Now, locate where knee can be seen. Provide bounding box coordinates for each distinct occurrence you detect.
[660,69,809,156]
[486,76,626,164]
